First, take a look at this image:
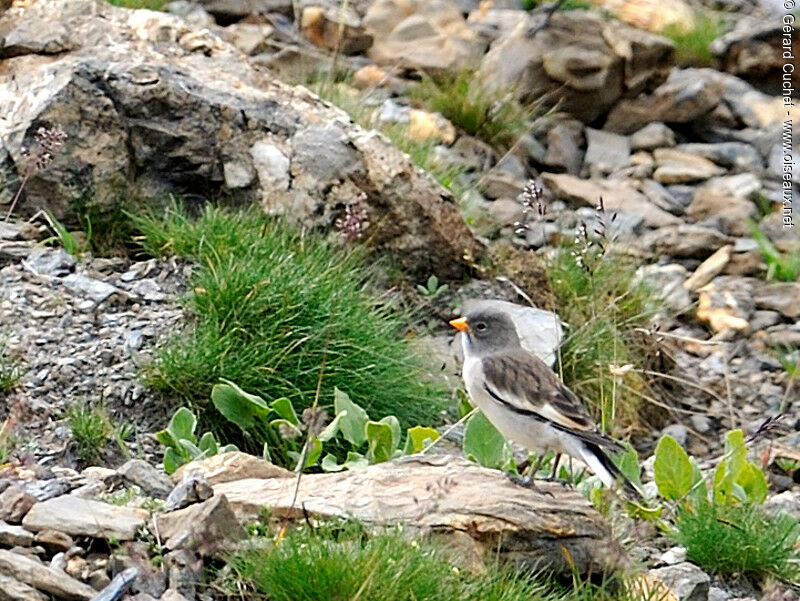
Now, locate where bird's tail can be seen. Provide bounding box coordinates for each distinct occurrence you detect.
[580,442,643,500]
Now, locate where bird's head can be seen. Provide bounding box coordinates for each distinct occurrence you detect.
[449,307,521,356]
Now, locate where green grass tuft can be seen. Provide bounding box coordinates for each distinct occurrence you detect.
[105,0,166,10]
[548,248,660,433]
[674,502,800,582]
[0,340,21,398]
[65,402,114,464]
[408,72,534,151]
[661,12,726,68]
[133,205,446,447]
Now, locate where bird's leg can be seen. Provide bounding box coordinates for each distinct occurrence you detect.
[547,453,561,480]
[504,456,554,497]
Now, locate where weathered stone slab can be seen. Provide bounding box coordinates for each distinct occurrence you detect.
[21,495,147,541]
[0,549,96,601]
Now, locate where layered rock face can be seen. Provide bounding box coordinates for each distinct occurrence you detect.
[0,0,481,278]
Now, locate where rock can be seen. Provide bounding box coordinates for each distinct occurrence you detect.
[155,494,246,556]
[456,299,562,367]
[543,121,584,174]
[164,474,214,512]
[478,11,673,123]
[648,562,710,601]
[22,248,75,277]
[753,283,800,318]
[171,451,293,485]
[215,455,612,575]
[542,173,681,229]
[661,424,689,448]
[675,142,763,172]
[0,549,96,601]
[605,68,724,134]
[89,566,138,601]
[583,128,630,173]
[0,0,480,280]
[697,277,754,333]
[0,521,34,547]
[22,496,148,541]
[631,122,676,151]
[117,460,173,498]
[165,548,203,599]
[193,0,291,21]
[596,0,695,33]
[33,530,73,554]
[640,225,732,259]
[683,245,732,292]
[161,591,191,601]
[0,572,47,601]
[0,487,37,523]
[653,149,726,184]
[300,5,372,55]
[61,274,119,305]
[686,188,757,237]
[221,23,274,56]
[363,0,485,71]
[634,264,691,312]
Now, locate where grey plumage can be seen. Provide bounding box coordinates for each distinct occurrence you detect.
[453,305,640,497]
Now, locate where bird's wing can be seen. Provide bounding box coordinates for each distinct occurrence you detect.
[481,350,624,452]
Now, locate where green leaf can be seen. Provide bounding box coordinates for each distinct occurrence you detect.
[168,407,197,443]
[303,437,323,470]
[270,397,299,426]
[653,435,694,501]
[343,451,369,470]
[463,412,512,470]
[155,429,179,450]
[197,431,218,456]
[713,430,748,504]
[403,426,440,454]
[456,390,473,419]
[613,443,642,489]
[334,388,368,447]
[737,462,768,504]
[318,412,344,443]
[211,380,272,431]
[220,444,238,454]
[178,439,203,460]
[366,421,395,464]
[687,457,708,507]
[378,415,401,451]
[270,418,303,438]
[163,447,184,475]
[321,453,345,472]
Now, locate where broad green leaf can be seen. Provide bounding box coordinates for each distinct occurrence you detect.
[463,412,512,470]
[334,388,368,447]
[318,412,344,442]
[613,443,642,489]
[714,430,749,504]
[378,415,401,451]
[220,444,238,454]
[687,457,708,507]
[321,453,345,472]
[155,429,179,450]
[270,418,303,438]
[303,437,322,470]
[178,439,203,459]
[738,463,768,504]
[456,390,473,419]
[169,407,197,443]
[653,435,693,501]
[211,380,271,431]
[163,448,183,475]
[366,421,394,464]
[270,397,299,426]
[713,460,732,504]
[197,431,218,455]
[403,426,440,454]
[343,451,369,470]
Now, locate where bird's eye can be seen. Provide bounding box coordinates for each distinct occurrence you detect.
[475,322,487,332]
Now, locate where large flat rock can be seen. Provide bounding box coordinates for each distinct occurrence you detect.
[214,455,613,574]
[0,549,96,601]
[0,0,481,279]
[21,495,148,541]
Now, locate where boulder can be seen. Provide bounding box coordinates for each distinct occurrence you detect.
[647,562,710,601]
[639,225,733,259]
[0,572,47,601]
[0,0,481,280]
[154,494,246,556]
[605,68,724,134]
[753,283,800,318]
[362,0,485,72]
[0,486,36,523]
[653,149,726,185]
[214,455,614,575]
[21,495,148,540]
[117,459,173,498]
[0,549,96,601]
[171,451,293,485]
[478,10,673,123]
[0,521,34,547]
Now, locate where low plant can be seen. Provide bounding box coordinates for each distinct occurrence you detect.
[416,274,449,299]
[156,406,237,474]
[134,205,446,445]
[408,72,534,151]
[661,12,726,68]
[649,430,799,582]
[0,339,21,397]
[41,209,86,257]
[208,380,439,471]
[105,0,166,9]
[65,402,122,464]
[750,221,800,281]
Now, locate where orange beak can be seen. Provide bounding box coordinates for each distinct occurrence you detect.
[449,316,470,333]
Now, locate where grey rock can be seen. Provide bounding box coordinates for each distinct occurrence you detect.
[653,148,726,185]
[62,274,119,304]
[88,566,138,601]
[0,549,97,601]
[0,222,23,240]
[165,474,214,511]
[639,225,733,259]
[129,279,166,302]
[543,121,584,174]
[117,460,173,498]
[22,496,148,541]
[0,521,34,547]
[583,128,630,173]
[155,494,246,557]
[633,264,691,313]
[676,142,763,172]
[165,548,203,600]
[0,572,47,601]
[753,283,800,318]
[161,591,191,601]
[194,0,291,20]
[631,122,676,151]
[0,487,37,523]
[648,562,710,601]
[661,424,689,448]
[23,248,76,277]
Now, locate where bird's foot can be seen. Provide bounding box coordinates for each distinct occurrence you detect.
[504,472,555,497]
[542,474,571,487]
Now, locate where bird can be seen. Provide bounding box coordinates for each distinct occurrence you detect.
[450,304,641,497]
